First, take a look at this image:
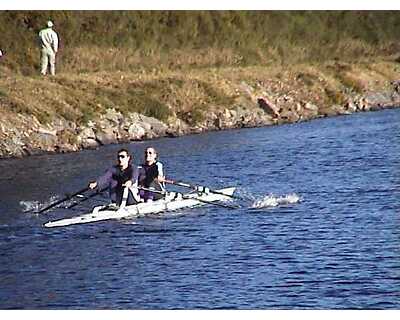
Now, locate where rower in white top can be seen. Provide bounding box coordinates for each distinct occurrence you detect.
[137,147,166,202]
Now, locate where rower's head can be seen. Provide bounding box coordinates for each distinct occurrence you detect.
[145,147,157,165]
[117,148,131,169]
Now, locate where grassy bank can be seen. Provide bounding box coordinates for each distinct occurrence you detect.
[1,59,398,127]
[0,11,400,158]
[1,11,400,75]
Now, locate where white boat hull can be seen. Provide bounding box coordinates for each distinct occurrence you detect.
[44,187,236,228]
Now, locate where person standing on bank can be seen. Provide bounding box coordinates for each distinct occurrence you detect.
[137,147,166,202]
[38,20,59,76]
[89,149,140,206]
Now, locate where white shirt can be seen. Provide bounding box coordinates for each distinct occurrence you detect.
[38,27,59,53]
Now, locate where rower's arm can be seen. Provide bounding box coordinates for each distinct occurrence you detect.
[129,166,143,202]
[128,181,142,203]
[94,168,113,189]
[156,162,164,179]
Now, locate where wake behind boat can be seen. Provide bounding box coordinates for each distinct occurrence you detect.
[44,187,236,228]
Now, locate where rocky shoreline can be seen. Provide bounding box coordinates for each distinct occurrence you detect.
[1,75,400,159]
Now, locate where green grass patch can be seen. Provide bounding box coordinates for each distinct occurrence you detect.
[0,89,8,98]
[178,107,206,126]
[2,11,400,74]
[296,72,319,87]
[336,73,365,94]
[324,87,347,105]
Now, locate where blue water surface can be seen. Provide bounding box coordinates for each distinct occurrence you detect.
[0,108,399,309]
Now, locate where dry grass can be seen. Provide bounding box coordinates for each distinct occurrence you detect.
[0,57,398,131]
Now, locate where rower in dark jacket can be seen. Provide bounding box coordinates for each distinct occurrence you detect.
[138,147,165,202]
[88,148,140,206]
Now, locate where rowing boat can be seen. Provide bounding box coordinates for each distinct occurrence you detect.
[44,187,236,228]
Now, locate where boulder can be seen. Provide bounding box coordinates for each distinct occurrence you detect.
[303,102,319,114]
[54,129,79,152]
[78,127,96,140]
[318,104,346,117]
[166,118,190,137]
[50,117,73,133]
[128,123,146,140]
[363,91,393,111]
[77,127,99,149]
[257,97,280,118]
[1,136,28,157]
[279,108,300,123]
[138,114,168,136]
[214,117,223,130]
[80,138,99,149]
[102,108,123,125]
[344,100,357,113]
[96,128,117,145]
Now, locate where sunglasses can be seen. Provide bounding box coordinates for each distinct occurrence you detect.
[118,154,128,159]
[145,151,154,155]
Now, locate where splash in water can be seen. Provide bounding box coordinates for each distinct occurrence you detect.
[20,200,41,213]
[20,195,61,213]
[250,193,301,209]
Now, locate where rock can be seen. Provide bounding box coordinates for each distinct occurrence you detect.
[139,121,152,132]
[357,97,369,111]
[166,118,190,137]
[50,117,73,132]
[214,117,223,130]
[138,114,168,136]
[296,102,319,121]
[279,108,300,123]
[78,127,96,139]
[102,108,123,125]
[363,91,393,111]
[229,109,238,119]
[30,132,58,152]
[81,138,99,149]
[56,129,78,144]
[344,100,357,113]
[223,108,231,119]
[318,104,346,117]
[128,123,146,140]
[303,102,319,113]
[257,97,280,118]
[127,112,142,123]
[117,128,131,143]
[37,127,57,136]
[77,127,99,149]
[0,137,27,157]
[332,104,348,115]
[190,126,204,134]
[95,128,117,145]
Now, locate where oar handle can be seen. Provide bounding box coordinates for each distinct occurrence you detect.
[136,186,167,195]
[65,187,108,210]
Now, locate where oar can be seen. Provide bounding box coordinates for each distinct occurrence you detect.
[137,186,240,209]
[36,187,89,214]
[65,187,108,210]
[163,179,247,201]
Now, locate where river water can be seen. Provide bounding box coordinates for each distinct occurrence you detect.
[0,109,399,309]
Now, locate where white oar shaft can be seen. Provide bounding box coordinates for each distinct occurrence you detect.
[164,179,243,200]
